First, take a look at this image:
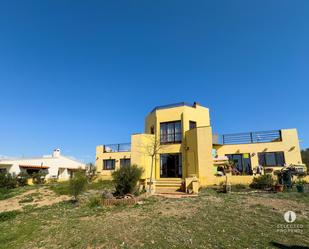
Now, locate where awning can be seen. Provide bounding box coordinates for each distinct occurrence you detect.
[19,165,49,169]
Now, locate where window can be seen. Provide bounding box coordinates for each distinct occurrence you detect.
[226,154,252,175]
[258,152,285,166]
[160,153,182,178]
[103,159,115,170]
[189,121,196,130]
[160,121,181,144]
[120,158,130,168]
[150,126,154,134]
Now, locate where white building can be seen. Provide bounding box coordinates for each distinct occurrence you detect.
[0,149,86,180]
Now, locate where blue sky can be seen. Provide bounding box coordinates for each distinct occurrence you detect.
[0,1,308,162]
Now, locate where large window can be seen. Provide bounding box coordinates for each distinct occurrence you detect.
[120,158,130,168]
[226,154,252,175]
[258,152,285,166]
[160,121,182,144]
[160,153,182,178]
[103,159,115,170]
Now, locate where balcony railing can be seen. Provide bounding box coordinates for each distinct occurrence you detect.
[216,130,282,145]
[103,143,131,153]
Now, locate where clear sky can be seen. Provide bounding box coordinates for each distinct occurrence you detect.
[0,0,308,162]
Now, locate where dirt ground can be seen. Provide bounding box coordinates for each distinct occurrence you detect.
[0,187,70,212]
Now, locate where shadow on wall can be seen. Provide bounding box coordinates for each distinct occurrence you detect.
[270,242,309,249]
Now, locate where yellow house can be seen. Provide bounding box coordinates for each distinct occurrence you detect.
[96,102,304,192]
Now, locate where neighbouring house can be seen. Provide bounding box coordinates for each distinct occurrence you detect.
[0,149,85,180]
[95,102,305,192]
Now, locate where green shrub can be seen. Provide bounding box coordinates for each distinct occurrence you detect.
[88,196,101,208]
[32,171,47,184]
[0,173,17,189]
[85,163,97,182]
[0,210,20,222]
[112,164,143,196]
[250,174,274,190]
[17,172,29,186]
[69,170,88,201]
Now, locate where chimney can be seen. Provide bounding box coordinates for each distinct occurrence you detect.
[193,102,201,108]
[52,149,61,158]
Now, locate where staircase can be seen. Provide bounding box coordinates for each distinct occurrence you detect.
[155,178,183,193]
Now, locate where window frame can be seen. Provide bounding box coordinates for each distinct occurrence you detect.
[120,158,131,168]
[103,159,116,170]
[160,153,182,178]
[258,152,285,167]
[160,120,182,144]
[225,153,252,175]
[189,120,197,130]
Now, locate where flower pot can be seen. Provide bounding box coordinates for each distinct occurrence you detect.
[274,184,284,192]
[296,185,305,193]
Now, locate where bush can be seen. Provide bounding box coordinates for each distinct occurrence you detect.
[32,171,47,184]
[0,173,17,189]
[88,196,101,208]
[112,165,143,196]
[69,170,88,201]
[250,174,274,190]
[17,172,29,186]
[85,163,97,182]
[0,210,20,222]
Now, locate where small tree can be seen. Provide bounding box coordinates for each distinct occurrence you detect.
[69,169,88,201]
[0,173,17,189]
[32,170,47,184]
[112,165,143,196]
[17,172,29,186]
[144,135,162,192]
[85,163,97,182]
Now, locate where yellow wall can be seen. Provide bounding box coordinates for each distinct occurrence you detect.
[95,145,131,179]
[130,133,154,179]
[143,103,211,180]
[145,103,210,137]
[95,102,304,187]
[214,129,302,169]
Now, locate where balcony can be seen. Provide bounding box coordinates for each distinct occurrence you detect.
[103,143,131,153]
[214,130,282,145]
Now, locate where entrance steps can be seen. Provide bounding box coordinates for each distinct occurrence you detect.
[154,178,183,193]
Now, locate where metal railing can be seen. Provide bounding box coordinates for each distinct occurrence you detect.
[219,130,282,145]
[103,143,131,152]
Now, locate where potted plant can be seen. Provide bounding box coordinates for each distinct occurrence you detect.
[274,182,284,192]
[296,177,306,193]
[274,173,284,192]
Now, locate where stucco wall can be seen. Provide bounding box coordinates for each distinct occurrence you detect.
[214,129,302,169]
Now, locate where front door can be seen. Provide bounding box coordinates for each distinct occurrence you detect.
[160,153,182,178]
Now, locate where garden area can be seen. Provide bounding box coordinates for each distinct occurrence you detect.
[0,166,309,249]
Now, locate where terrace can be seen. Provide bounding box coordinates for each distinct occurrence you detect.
[213,130,282,145]
[103,143,131,153]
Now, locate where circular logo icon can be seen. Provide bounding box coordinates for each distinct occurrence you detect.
[284,211,296,223]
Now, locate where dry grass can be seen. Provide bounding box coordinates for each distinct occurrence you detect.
[0,183,308,249]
